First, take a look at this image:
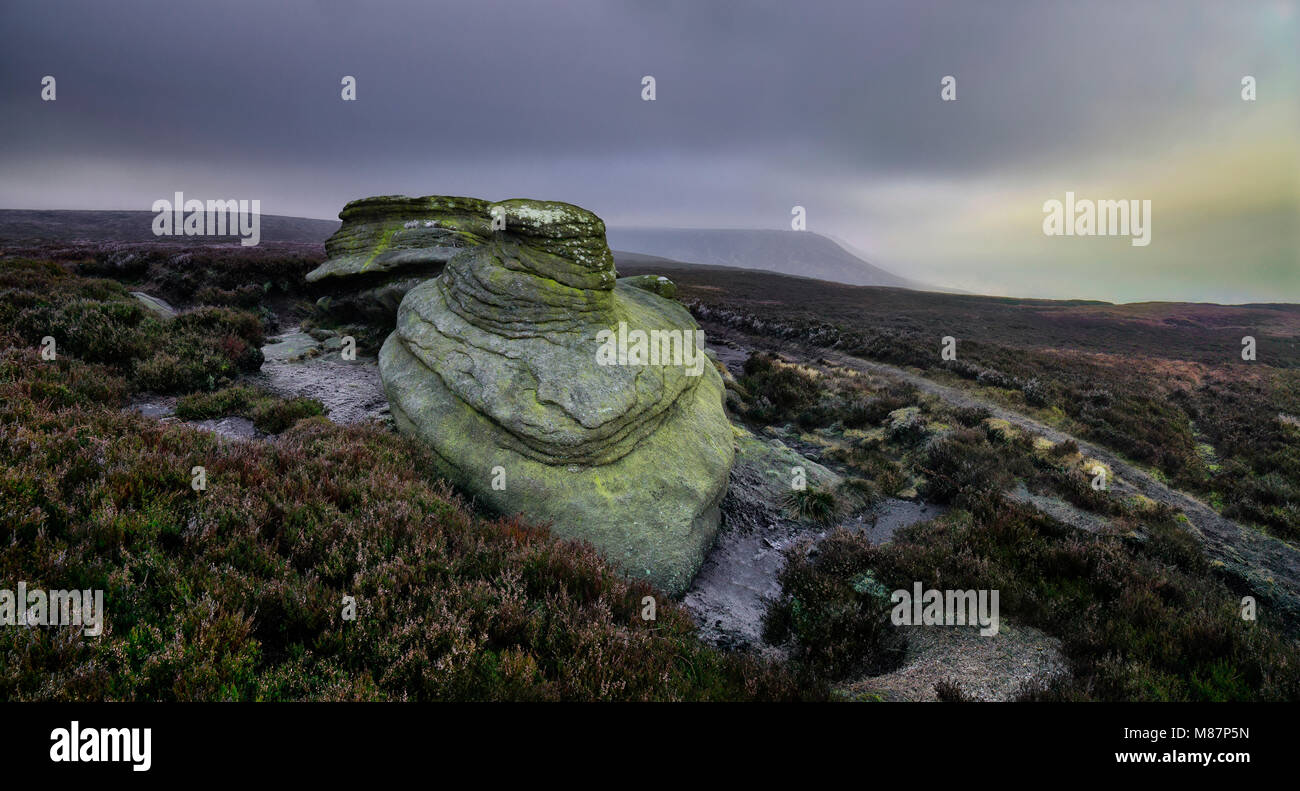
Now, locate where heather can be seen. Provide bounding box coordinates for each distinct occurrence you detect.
[764,502,1300,700]
[1,258,264,394]
[0,256,812,701]
[678,270,1300,543]
[75,245,320,310]
[723,348,1300,699]
[0,349,811,701]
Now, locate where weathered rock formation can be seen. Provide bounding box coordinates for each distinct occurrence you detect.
[307,195,491,323]
[378,198,733,594]
[617,274,678,300]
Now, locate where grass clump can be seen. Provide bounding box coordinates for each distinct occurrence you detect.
[781,486,842,525]
[175,385,324,434]
[934,678,974,702]
[835,477,881,510]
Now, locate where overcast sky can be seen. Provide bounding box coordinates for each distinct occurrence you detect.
[1,0,1297,302]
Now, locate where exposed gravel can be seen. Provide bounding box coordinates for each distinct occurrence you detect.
[841,620,1067,702]
[127,325,389,438]
[253,325,390,426]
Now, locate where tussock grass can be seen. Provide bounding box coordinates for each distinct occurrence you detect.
[781,486,842,525]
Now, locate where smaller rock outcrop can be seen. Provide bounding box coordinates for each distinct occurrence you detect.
[617,274,677,300]
[307,195,491,323]
[130,291,176,319]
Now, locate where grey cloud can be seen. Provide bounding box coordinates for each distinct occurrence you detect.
[0,0,1295,301]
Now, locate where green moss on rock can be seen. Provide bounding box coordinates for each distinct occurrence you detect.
[378,199,734,594]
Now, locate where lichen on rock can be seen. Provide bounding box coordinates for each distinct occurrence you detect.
[307,195,492,323]
[377,197,734,594]
[618,274,678,300]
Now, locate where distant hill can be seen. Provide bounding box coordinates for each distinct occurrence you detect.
[0,211,939,292]
[606,227,931,290]
[0,209,339,244]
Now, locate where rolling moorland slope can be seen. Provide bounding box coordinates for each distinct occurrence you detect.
[2,229,1298,701]
[619,259,1300,608]
[0,209,341,245]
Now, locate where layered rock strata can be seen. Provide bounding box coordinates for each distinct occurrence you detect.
[307,195,491,323]
[379,198,733,594]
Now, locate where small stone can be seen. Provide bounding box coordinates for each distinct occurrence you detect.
[130,292,177,319]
